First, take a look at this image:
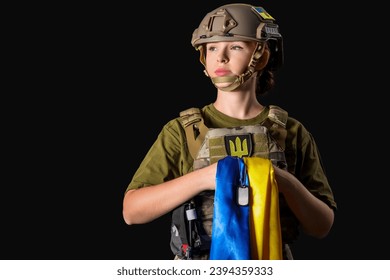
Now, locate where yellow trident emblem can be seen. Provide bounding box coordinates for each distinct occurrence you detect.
[225,135,252,158]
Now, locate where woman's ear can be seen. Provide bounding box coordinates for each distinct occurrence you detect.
[255,48,270,71]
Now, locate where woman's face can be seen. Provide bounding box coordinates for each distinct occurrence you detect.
[205,40,257,87]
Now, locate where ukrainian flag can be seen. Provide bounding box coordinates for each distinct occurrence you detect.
[210,156,282,260]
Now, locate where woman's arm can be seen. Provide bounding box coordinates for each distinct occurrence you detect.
[274,166,335,239]
[122,163,217,225]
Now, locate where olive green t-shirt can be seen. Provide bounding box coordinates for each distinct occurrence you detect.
[126,103,337,243]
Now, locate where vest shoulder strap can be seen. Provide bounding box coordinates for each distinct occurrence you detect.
[179,108,208,160]
[262,105,288,150]
[267,105,288,128]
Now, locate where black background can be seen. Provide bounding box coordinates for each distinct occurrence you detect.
[3,1,389,260]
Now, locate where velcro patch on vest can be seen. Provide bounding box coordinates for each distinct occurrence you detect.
[199,125,275,165]
[224,134,253,158]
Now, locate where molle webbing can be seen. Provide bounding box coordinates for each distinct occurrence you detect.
[197,125,284,170]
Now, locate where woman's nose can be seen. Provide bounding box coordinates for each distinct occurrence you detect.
[217,53,229,63]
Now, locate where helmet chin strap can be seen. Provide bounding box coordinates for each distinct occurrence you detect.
[210,70,254,92]
[204,43,265,92]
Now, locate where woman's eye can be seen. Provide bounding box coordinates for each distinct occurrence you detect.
[231,45,243,50]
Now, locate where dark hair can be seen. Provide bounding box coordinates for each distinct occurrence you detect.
[256,68,275,96]
[256,43,277,96]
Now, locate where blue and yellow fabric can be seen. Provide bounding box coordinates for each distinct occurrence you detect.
[210,156,283,260]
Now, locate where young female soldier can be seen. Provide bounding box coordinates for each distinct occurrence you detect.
[122,3,337,259]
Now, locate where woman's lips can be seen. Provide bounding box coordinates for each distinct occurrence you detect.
[215,69,231,76]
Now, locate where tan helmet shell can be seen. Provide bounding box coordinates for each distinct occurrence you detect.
[191,3,283,69]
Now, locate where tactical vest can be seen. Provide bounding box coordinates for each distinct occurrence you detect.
[170,105,289,259]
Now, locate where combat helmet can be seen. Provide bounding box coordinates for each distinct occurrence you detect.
[191,3,283,91]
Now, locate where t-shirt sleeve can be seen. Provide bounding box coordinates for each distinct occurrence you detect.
[125,118,192,193]
[286,119,337,211]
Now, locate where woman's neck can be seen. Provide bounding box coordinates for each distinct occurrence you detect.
[213,90,264,120]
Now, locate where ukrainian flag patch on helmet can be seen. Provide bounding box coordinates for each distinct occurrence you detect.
[253,6,275,20]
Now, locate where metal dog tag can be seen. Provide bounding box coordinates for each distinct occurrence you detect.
[236,185,249,206]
